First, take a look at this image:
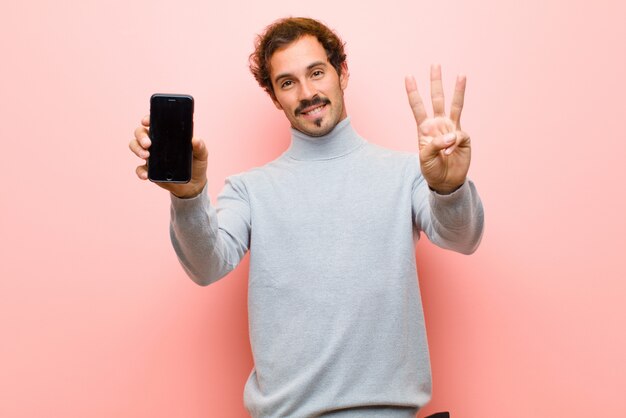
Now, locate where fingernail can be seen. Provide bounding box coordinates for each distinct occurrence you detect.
[445,147,453,155]
[444,133,456,144]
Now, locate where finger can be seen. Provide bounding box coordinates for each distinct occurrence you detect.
[405,75,428,125]
[136,164,148,180]
[455,130,471,147]
[134,126,151,148]
[430,64,445,117]
[191,137,209,162]
[444,132,457,155]
[422,131,457,160]
[129,138,150,159]
[420,120,435,136]
[444,130,471,155]
[421,118,454,137]
[449,74,466,128]
[142,115,150,127]
[420,119,444,138]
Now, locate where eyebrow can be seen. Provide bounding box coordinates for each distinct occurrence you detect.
[273,61,328,84]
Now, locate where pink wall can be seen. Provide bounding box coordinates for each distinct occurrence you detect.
[2,0,625,416]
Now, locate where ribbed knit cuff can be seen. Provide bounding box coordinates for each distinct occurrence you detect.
[429,179,470,203]
[170,182,210,213]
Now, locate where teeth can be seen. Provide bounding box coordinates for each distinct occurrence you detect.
[305,105,324,115]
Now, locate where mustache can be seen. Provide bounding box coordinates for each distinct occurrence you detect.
[294,96,331,116]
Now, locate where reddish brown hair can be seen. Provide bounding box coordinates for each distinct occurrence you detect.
[249,17,347,99]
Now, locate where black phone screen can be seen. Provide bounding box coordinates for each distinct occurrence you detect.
[148,94,194,183]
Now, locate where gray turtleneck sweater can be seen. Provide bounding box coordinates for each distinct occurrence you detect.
[169,117,484,418]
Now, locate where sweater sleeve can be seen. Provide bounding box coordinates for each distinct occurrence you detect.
[411,159,484,255]
[169,175,251,286]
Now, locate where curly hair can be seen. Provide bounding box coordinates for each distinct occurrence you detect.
[249,17,347,99]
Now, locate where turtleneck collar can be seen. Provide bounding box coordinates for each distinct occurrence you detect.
[285,117,366,161]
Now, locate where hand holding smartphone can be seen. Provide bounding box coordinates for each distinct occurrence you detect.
[148,94,194,183]
[130,94,208,199]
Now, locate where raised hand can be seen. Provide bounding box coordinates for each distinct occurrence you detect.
[405,64,471,194]
[129,115,208,199]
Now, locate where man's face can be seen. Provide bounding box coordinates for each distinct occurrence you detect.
[269,35,349,137]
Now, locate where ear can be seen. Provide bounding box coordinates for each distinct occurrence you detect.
[339,62,350,90]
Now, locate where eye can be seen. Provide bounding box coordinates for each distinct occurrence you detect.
[281,80,293,89]
[312,70,324,78]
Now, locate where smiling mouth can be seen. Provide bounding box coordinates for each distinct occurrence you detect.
[295,96,331,117]
[301,104,326,116]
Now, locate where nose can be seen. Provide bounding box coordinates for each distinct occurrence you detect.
[299,79,317,100]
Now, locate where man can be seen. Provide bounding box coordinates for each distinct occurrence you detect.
[129,17,483,418]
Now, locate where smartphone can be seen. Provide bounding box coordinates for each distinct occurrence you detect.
[148,93,194,183]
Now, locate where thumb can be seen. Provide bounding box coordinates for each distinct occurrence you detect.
[421,132,456,160]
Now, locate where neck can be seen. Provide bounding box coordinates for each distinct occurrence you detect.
[286,117,365,161]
